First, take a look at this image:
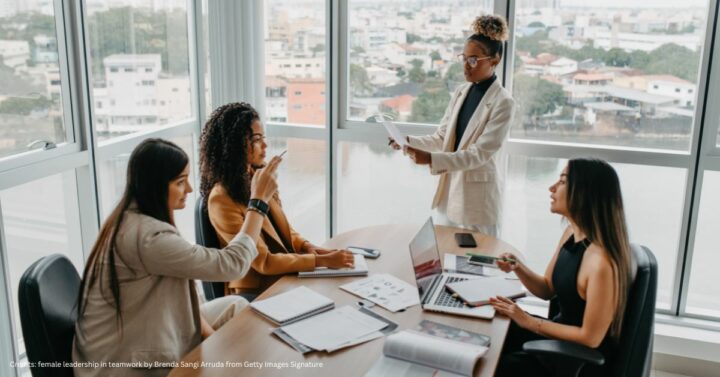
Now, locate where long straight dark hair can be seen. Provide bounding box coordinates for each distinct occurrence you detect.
[77,138,189,330]
[566,158,632,339]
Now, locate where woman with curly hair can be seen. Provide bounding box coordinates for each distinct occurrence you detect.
[390,15,514,237]
[199,102,354,297]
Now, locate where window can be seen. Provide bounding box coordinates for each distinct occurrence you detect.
[500,156,686,310]
[511,0,710,152]
[85,1,193,142]
[1,172,84,364]
[97,136,197,241]
[686,171,720,317]
[0,8,68,159]
[264,0,326,127]
[346,1,491,125]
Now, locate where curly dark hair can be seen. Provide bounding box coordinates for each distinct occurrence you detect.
[199,102,260,205]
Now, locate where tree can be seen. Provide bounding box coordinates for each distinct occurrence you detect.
[408,59,426,84]
[349,63,373,96]
[444,62,464,88]
[513,75,564,117]
[515,30,549,56]
[407,33,422,44]
[409,80,450,123]
[528,21,546,28]
[0,96,53,116]
[86,7,190,79]
[604,48,632,67]
[641,43,699,82]
[311,44,325,57]
[429,50,441,70]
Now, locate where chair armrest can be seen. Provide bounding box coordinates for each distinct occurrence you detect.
[523,340,605,366]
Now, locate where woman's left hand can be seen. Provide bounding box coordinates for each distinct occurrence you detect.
[489,296,534,329]
[405,146,431,165]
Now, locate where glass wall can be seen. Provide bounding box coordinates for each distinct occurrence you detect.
[0,7,67,159]
[0,171,83,366]
[511,0,710,152]
[85,0,193,142]
[346,0,493,124]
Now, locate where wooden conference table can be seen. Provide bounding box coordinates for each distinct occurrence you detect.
[170,224,522,377]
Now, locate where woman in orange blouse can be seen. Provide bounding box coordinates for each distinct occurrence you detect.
[199,102,354,297]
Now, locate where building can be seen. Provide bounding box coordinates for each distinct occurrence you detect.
[287,78,325,125]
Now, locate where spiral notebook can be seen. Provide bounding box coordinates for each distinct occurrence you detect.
[250,286,334,325]
[298,254,368,278]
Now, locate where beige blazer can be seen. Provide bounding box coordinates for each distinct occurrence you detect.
[408,80,514,226]
[72,207,258,377]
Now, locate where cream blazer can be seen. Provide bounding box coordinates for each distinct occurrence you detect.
[408,80,514,226]
[72,208,258,377]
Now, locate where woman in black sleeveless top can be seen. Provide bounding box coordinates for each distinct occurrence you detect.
[490,158,633,377]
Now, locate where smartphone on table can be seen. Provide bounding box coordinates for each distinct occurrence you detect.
[466,253,516,268]
[454,232,477,248]
[347,246,381,259]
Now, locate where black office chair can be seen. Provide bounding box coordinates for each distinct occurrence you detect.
[18,254,80,377]
[195,196,226,301]
[522,244,658,377]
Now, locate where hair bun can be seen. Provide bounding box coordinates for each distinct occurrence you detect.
[471,15,509,42]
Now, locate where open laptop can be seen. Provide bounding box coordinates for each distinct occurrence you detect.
[408,217,495,319]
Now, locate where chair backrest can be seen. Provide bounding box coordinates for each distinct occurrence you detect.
[194,196,226,300]
[611,244,657,377]
[18,254,80,377]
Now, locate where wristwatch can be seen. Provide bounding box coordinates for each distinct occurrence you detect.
[248,198,269,216]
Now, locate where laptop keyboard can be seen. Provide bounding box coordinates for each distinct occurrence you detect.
[434,276,468,308]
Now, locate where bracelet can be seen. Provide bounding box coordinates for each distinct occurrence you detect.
[246,207,266,217]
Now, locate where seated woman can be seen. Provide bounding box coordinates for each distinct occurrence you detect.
[199,102,354,297]
[73,138,280,377]
[490,158,634,377]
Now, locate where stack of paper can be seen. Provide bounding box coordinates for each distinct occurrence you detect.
[279,306,389,352]
[298,254,368,278]
[250,286,334,325]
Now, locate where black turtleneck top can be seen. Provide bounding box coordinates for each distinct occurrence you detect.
[454,73,496,151]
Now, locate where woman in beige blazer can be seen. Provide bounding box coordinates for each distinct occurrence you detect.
[391,15,514,236]
[73,138,280,377]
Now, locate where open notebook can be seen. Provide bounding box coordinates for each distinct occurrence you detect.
[249,286,334,325]
[298,254,368,278]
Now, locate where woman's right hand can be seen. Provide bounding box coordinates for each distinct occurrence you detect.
[250,156,281,203]
[388,137,401,150]
[316,250,355,269]
[496,252,520,273]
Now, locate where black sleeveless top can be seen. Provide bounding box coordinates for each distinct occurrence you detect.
[551,235,616,367]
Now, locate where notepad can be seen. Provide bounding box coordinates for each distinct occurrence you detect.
[249,286,334,325]
[445,276,526,306]
[298,254,368,278]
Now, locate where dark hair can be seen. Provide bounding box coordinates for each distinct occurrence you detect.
[199,102,259,205]
[468,14,508,59]
[77,138,189,331]
[566,158,632,339]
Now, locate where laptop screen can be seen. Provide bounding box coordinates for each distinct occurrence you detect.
[409,217,443,300]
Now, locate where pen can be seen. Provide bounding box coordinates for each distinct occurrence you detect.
[465,253,516,263]
[278,149,287,158]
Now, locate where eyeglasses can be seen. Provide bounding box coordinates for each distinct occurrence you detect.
[250,133,266,144]
[457,54,493,68]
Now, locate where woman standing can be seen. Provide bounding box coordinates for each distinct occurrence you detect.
[73,138,279,377]
[391,15,514,236]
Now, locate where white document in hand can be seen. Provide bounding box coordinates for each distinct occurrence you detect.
[376,115,408,147]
